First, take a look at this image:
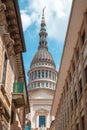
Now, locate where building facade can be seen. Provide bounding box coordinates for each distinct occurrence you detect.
[51,0,87,130]
[28,10,57,130]
[0,0,29,130]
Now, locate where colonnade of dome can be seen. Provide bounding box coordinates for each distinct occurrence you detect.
[28,67,57,91]
[29,69,57,81]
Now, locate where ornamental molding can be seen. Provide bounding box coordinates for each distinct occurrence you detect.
[0,3,6,26]
[36,109,49,116]
[4,33,15,56]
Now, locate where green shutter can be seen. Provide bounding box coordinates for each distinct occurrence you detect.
[13,82,24,93]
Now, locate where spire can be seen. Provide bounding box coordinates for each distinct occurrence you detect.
[38,7,48,50]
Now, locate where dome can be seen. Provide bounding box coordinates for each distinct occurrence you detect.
[30,48,55,68]
[28,10,57,92]
[30,10,56,69]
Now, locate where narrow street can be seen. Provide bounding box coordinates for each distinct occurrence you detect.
[0,0,87,130]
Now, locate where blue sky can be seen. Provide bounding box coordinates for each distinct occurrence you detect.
[18,0,72,84]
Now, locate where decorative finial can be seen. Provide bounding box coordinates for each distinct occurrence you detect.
[42,6,46,15]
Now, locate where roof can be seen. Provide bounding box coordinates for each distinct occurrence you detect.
[31,48,55,68]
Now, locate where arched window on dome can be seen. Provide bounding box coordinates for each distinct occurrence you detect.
[29,73,31,81]
[55,73,57,81]
[32,72,33,80]
[38,70,40,78]
[35,71,37,79]
[46,70,48,78]
[52,72,54,80]
[42,70,44,78]
[49,71,51,78]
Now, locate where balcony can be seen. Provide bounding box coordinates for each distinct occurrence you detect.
[12,82,26,108]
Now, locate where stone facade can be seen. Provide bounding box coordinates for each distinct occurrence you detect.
[0,0,29,130]
[51,0,87,130]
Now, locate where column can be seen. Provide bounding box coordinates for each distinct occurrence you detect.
[36,115,39,128]
[47,113,50,128]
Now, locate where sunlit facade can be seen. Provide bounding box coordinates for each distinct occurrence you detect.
[51,0,87,130]
[0,0,29,130]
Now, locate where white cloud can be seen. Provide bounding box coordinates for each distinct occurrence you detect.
[21,10,31,31]
[20,0,72,42]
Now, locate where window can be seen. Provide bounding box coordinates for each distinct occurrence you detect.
[32,72,33,80]
[82,30,85,44]
[65,112,66,124]
[76,48,79,62]
[76,123,79,130]
[52,72,54,80]
[69,72,72,82]
[46,70,48,78]
[84,66,87,84]
[66,81,68,92]
[49,71,51,78]
[72,61,75,73]
[30,74,31,81]
[63,89,65,98]
[79,79,82,94]
[74,90,77,105]
[2,53,7,85]
[35,71,37,79]
[11,110,15,124]
[39,116,46,127]
[81,116,85,130]
[67,107,69,123]
[38,71,40,78]
[71,99,73,112]
[42,70,44,78]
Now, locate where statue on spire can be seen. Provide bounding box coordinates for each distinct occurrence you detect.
[42,6,46,15]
